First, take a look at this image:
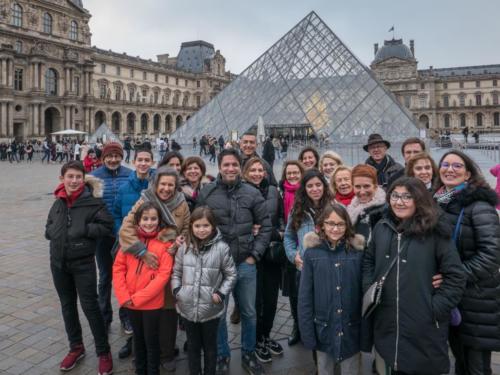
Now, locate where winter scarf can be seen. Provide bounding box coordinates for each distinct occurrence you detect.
[283,180,300,223]
[54,183,85,208]
[433,182,467,205]
[141,187,185,228]
[335,190,355,206]
[137,227,159,243]
[347,187,386,224]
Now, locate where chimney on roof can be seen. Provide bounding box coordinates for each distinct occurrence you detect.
[410,40,415,56]
[374,43,379,56]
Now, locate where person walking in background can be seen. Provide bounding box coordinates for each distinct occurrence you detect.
[172,207,237,375]
[262,136,275,169]
[113,201,174,375]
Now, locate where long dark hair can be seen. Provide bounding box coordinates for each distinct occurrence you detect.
[158,151,184,169]
[298,147,320,169]
[437,150,489,189]
[279,160,305,190]
[291,169,333,231]
[316,203,356,248]
[387,177,438,236]
[189,206,217,250]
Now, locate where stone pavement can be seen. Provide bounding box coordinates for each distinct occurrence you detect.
[0,147,499,374]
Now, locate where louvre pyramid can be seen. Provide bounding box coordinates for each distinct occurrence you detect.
[171,11,418,143]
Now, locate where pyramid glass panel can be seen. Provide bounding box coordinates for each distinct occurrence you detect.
[171,11,418,144]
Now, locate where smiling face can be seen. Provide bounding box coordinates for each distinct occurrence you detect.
[156,175,177,201]
[322,211,347,244]
[367,142,387,163]
[390,186,416,220]
[285,164,302,185]
[321,157,339,178]
[103,152,123,170]
[305,177,324,205]
[139,208,159,233]
[240,134,257,157]
[184,162,202,185]
[133,151,154,178]
[353,176,376,204]
[192,217,214,241]
[246,161,266,186]
[439,154,471,189]
[403,142,424,163]
[167,157,182,173]
[219,155,241,184]
[301,151,317,170]
[413,158,433,185]
[334,170,353,195]
[60,168,84,195]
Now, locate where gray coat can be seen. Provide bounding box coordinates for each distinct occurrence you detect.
[171,230,237,323]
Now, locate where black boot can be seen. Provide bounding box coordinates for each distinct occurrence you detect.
[288,323,300,346]
[118,336,133,359]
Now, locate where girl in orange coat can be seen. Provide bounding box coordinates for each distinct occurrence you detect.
[113,201,174,375]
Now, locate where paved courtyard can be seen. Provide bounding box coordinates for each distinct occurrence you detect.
[0,147,499,374]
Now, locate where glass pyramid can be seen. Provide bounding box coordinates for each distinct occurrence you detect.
[171,11,418,144]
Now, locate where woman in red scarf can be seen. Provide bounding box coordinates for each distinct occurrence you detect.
[331,166,355,206]
[279,160,305,346]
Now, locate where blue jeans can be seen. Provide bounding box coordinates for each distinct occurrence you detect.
[95,235,115,325]
[217,262,257,358]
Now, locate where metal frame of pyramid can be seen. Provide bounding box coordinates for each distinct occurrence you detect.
[171,11,418,144]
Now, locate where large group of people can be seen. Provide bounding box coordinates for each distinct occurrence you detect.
[45,131,500,375]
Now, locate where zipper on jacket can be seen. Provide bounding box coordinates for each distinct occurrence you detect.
[394,232,401,371]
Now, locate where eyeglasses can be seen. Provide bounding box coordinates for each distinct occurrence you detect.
[390,192,413,203]
[286,171,300,176]
[323,221,346,230]
[440,162,465,171]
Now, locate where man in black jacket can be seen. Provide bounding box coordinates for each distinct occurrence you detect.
[197,149,272,375]
[45,161,114,375]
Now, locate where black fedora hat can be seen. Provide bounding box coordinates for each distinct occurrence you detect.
[363,133,391,152]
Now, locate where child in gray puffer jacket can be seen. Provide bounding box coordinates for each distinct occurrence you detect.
[172,206,236,375]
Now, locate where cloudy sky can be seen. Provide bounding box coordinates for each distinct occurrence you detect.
[84,0,500,74]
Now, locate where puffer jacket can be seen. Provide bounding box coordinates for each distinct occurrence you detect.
[91,164,132,221]
[437,184,500,350]
[284,210,315,268]
[113,170,154,233]
[298,232,365,362]
[46,176,113,268]
[171,231,237,322]
[362,215,466,374]
[196,176,272,264]
[113,239,174,310]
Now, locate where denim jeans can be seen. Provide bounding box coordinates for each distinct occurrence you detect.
[95,235,115,325]
[217,262,257,358]
[51,259,110,355]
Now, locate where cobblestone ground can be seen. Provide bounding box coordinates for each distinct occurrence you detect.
[0,148,498,374]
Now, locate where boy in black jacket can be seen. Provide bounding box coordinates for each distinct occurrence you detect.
[45,161,114,375]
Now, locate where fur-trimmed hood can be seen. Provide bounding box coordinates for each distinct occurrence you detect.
[347,187,386,224]
[303,231,365,251]
[456,184,498,207]
[85,175,103,198]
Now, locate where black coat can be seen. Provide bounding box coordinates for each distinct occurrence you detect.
[251,180,284,243]
[362,216,466,374]
[366,155,404,191]
[437,185,500,350]
[45,178,114,268]
[262,139,275,164]
[196,176,272,264]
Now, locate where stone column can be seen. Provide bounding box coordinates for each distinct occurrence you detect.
[40,64,45,92]
[0,60,5,86]
[7,60,13,87]
[32,104,39,136]
[64,106,70,129]
[88,71,93,96]
[70,69,74,92]
[90,109,95,133]
[7,103,13,137]
[0,102,6,136]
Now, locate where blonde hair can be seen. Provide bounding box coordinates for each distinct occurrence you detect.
[319,151,343,174]
[330,165,352,194]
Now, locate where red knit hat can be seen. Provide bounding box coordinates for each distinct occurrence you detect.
[101,142,123,159]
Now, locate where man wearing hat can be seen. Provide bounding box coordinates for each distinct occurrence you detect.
[91,142,132,331]
[363,133,404,190]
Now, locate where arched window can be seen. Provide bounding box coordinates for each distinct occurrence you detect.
[141,114,148,133]
[493,92,499,106]
[494,112,500,127]
[43,13,52,34]
[444,114,451,128]
[45,68,58,96]
[476,113,483,127]
[69,21,78,41]
[460,113,466,128]
[11,3,22,27]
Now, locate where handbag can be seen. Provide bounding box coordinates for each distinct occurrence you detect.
[362,252,399,318]
[264,241,287,265]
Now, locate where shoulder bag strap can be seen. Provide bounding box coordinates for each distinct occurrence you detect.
[452,208,466,246]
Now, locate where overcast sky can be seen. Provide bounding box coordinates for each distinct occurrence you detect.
[84,0,500,74]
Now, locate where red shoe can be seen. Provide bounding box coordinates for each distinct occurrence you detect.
[98,352,113,375]
[60,344,85,371]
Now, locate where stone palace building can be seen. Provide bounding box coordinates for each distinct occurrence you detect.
[0,0,231,141]
[371,38,500,134]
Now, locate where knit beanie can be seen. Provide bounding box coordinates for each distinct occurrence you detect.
[101,142,123,159]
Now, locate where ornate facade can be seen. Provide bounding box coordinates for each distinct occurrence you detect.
[0,0,231,141]
[371,38,500,133]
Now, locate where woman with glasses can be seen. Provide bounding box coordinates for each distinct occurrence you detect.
[298,204,365,375]
[347,165,386,244]
[405,152,439,192]
[363,177,466,375]
[434,150,500,375]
